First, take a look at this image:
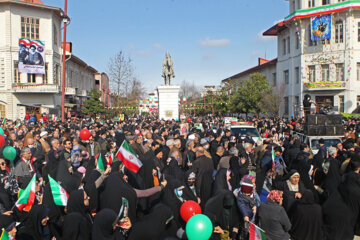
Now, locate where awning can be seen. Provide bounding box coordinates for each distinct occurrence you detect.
[17,103,55,109]
[64,103,77,108]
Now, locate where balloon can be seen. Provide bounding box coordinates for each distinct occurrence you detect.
[0,128,3,136]
[180,200,201,222]
[0,135,4,147]
[80,128,91,140]
[186,214,213,240]
[3,146,16,162]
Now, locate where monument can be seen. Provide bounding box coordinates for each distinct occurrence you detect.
[157,52,180,120]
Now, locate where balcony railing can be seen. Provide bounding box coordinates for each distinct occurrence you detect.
[304,81,346,91]
[12,83,59,93]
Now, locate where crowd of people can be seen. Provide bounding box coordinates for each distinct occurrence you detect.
[0,115,358,240]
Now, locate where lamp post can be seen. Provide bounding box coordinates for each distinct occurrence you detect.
[61,0,68,122]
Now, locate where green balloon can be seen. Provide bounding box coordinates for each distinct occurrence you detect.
[186,214,213,240]
[0,128,3,136]
[3,146,16,161]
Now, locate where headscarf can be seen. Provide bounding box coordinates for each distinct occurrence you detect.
[267,190,283,204]
[92,208,122,240]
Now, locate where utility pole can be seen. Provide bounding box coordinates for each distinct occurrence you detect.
[61,0,68,122]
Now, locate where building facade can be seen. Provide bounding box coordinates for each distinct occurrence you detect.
[94,72,110,107]
[264,0,360,116]
[0,0,101,120]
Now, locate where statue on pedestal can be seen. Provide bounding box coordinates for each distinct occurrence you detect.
[162,51,175,85]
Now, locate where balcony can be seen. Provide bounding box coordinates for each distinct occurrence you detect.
[304,81,346,91]
[12,83,59,93]
[65,87,76,95]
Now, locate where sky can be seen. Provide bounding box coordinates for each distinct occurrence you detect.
[44,0,289,93]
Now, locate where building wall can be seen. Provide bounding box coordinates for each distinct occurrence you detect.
[0,2,62,119]
[275,6,360,117]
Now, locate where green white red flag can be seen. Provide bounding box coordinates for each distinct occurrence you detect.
[15,174,36,212]
[96,153,105,172]
[249,222,266,240]
[116,140,142,173]
[0,229,10,240]
[48,175,69,206]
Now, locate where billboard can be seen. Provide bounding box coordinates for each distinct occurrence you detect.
[311,15,332,41]
[18,38,45,74]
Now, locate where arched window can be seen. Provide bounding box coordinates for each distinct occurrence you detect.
[335,20,344,43]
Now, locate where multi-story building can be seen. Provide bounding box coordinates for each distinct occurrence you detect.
[263,0,360,116]
[0,0,102,119]
[94,72,110,107]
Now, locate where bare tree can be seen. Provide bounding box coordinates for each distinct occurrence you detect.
[180,79,199,99]
[107,51,133,104]
[128,77,146,102]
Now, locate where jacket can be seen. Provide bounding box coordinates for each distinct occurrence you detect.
[258,201,291,240]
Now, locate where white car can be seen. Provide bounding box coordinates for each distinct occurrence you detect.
[230,125,261,144]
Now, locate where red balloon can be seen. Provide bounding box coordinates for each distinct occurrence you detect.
[180,200,201,222]
[80,128,91,140]
[0,135,4,147]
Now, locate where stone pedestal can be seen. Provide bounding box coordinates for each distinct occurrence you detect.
[157,85,180,121]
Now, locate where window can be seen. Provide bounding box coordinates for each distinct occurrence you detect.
[295,96,300,107]
[308,24,317,46]
[339,95,344,113]
[284,70,289,84]
[54,64,59,84]
[44,63,49,84]
[308,65,315,82]
[321,64,330,82]
[308,0,315,7]
[13,61,20,84]
[272,72,276,86]
[284,97,289,114]
[53,25,58,46]
[21,17,40,40]
[335,20,344,43]
[295,67,300,84]
[0,105,5,119]
[357,95,360,106]
[283,39,286,55]
[27,74,36,84]
[321,39,330,45]
[336,63,344,81]
[295,33,299,49]
[357,63,360,81]
[322,0,330,5]
[287,36,290,53]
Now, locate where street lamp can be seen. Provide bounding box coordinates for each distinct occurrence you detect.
[61,0,68,122]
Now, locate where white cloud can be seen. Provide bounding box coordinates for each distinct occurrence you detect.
[135,50,152,56]
[153,43,164,50]
[202,53,216,61]
[199,37,231,47]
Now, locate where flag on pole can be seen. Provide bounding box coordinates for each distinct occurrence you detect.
[15,174,36,212]
[48,175,69,206]
[96,153,105,172]
[116,140,143,173]
[14,122,21,133]
[0,229,10,240]
[249,222,266,240]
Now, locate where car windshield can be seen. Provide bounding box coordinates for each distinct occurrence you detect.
[311,139,341,150]
[231,127,260,137]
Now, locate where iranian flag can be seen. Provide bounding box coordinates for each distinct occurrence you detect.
[249,222,266,240]
[96,153,105,172]
[116,140,143,173]
[2,119,6,125]
[0,229,10,240]
[15,174,36,212]
[182,96,187,103]
[14,122,21,132]
[108,152,114,166]
[48,175,69,206]
[271,147,276,168]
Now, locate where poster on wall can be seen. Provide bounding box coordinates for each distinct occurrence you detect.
[18,38,45,74]
[311,14,332,41]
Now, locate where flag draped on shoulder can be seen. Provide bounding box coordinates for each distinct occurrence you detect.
[96,153,105,172]
[116,140,142,173]
[48,175,69,206]
[249,222,266,240]
[15,174,36,212]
